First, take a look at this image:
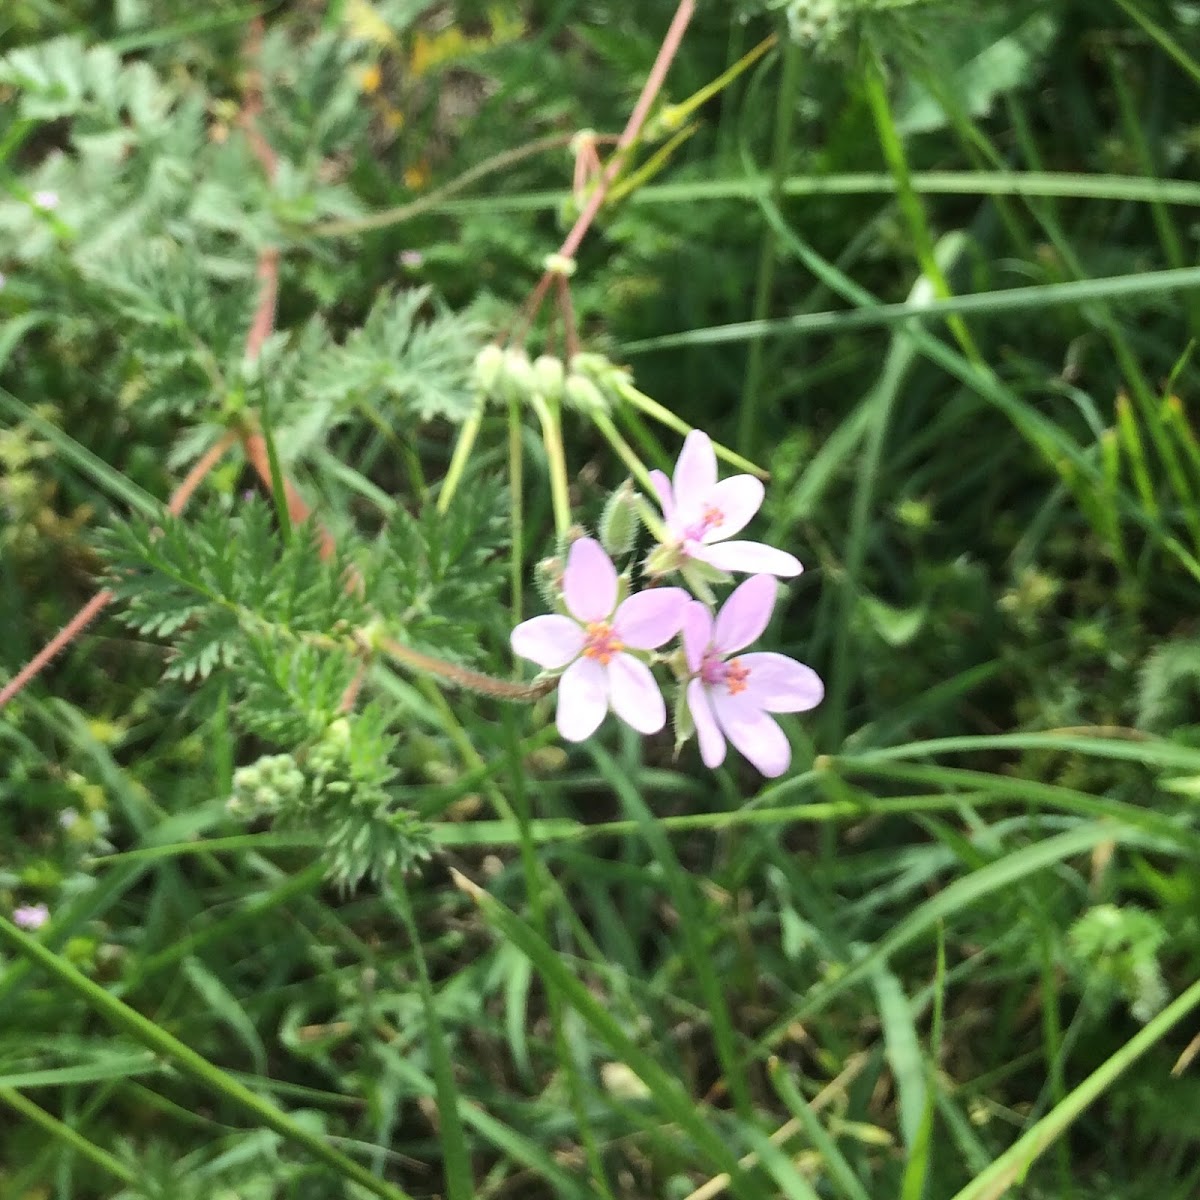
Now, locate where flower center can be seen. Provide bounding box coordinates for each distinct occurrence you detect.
[681,504,725,543]
[583,621,624,666]
[700,653,750,695]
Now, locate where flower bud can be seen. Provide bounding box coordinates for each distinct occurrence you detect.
[532,354,565,402]
[534,555,564,607]
[673,683,695,757]
[599,481,641,559]
[500,348,536,403]
[473,344,505,397]
[564,372,608,415]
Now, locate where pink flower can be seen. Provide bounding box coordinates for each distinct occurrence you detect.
[683,575,823,777]
[13,903,50,930]
[648,431,802,579]
[32,190,59,211]
[512,537,688,741]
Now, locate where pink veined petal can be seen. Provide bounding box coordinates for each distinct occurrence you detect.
[681,600,713,674]
[712,690,792,778]
[613,587,689,650]
[607,653,667,734]
[556,656,609,742]
[693,540,803,578]
[672,430,718,511]
[648,469,675,519]
[687,678,726,768]
[698,475,764,543]
[713,574,777,655]
[739,652,824,713]
[510,614,585,669]
[563,537,618,623]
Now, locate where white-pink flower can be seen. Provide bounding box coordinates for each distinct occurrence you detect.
[13,903,50,931]
[32,190,59,211]
[683,575,823,777]
[512,537,688,742]
[649,431,802,578]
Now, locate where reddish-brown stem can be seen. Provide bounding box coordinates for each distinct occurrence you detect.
[241,432,340,563]
[0,429,240,710]
[558,0,694,261]
[556,275,579,361]
[513,0,695,343]
[378,637,556,703]
[0,16,281,712]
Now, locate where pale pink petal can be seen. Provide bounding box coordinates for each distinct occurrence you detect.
[608,653,666,734]
[613,587,688,650]
[681,600,713,674]
[511,615,584,669]
[563,537,618,623]
[648,469,675,519]
[713,574,776,655]
[739,652,824,713]
[693,540,802,578]
[672,430,717,510]
[698,476,764,543]
[712,691,791,777]
[687,678,726,768]
[556,656,608,741]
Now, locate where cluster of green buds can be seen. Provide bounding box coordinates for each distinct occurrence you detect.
[228,752,307,817]
[471,344,632,415]
[779,0,853,50]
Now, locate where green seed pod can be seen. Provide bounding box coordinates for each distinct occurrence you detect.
[568,352,611,381]
[532,354,565,403]
[534,555,564,608]
[501,348,536,403]
[564,372,608,415]
[599,481,641,559]
[473,344,505,397]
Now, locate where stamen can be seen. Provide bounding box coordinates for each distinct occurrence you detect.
[582,621,624,666]
[700,652,751,695]
[682,504,726,543]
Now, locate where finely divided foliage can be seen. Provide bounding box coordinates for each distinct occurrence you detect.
[3,3,1200,1200]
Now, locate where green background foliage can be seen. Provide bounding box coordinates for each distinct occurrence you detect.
[4,0,1200,1197]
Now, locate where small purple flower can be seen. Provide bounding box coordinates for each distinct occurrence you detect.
[648,431,802,579]
[399,250,424,269]
[13,903,50,931]
[32,190,59,211]
[511,537,688,741]
[683,575,823,777]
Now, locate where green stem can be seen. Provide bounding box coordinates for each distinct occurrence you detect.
[437,402,485,514]
[619,382,768,477]
[0,915,416,1200]
[508,394,524,618]
[738,33,801,454]
[0,1086,139,1187]
[389,879,473,1200]
[862,48,982,366]
[530,394,572,538]
[590,409,656,492]
[950,975,1200,1200]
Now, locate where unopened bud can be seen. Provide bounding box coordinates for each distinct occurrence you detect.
[473,344,505,397]
[673,683,695,757]
[599,481,641,558]
[534,556,564,607]
[564,372,608,415]
[532,354,565,402]
[501,348,536,402]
